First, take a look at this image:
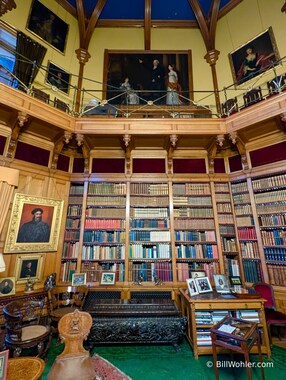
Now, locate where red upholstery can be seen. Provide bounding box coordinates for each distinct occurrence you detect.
[253,283,275,309]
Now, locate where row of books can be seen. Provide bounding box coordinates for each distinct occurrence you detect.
[225,258,240,278]
[197,329,212,346]
[173,196,212,206]
[82,244,125,260]
[242,260,263,283]
[81,261,125,282]
[265,247,286,261]
[254,189,286,204]
[258,214,286,226]
[261,230,286,246]
[173,207,213,218]
[128,261,173,282]
[195,310,230,325]
[83,230,126,243]
[174,219,215,229]
[129,243,171,258]
[173,183,211,196]
[221,237,237,252]
[236,310,260,322]
[237,227,257,240]
[130,230,170,242]
[219,225,235,235]
[130,219,169,228]
[175,230,216,242]
[65,218,80,228]
[252,173,286,189]
[67,205,82,216]
[240,241,260,258]
[231,182,248,193]
[217,203,232,213]
[215,194,231,202]
[233,204,253,215]
[268,264,286,286]
[68,196,84,204]
[84,219,126,228]
[86,196,125,206]
[218,214,235,225]
[130,196,169,206]
[88,182,126,195]
[130,183,169,195]
[130,208,169,218]
[70,184,84,195]
[60,260,77,282]
[214,183,229,192]
[62,241,80,258]
[86,207,125,218]
[64,230,80,240]
[176,244,218,259]
[236,216,254,227]
[232,193,251,203]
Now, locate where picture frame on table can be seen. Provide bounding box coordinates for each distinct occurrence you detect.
[0,277,15,297]
[14,254,44,284]
[26,0,69,54]
[229,275,242,286]
[229,27,280,86]
[190,270,206,279]
[186,278,199,296]
[195,276,213,294]
[100,272,116,286]
[0,349,9,380]
[4,193,63,253]
[213,274,231,293]
[72,273,87,286]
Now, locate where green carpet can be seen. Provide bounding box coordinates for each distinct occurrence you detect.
[42,339,286,380]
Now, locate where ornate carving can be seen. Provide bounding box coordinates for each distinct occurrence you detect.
[7,112,28,158]
[216,134,225,147]
[204,49,220,66]
[228,131,237,145]
[75,48,91,65]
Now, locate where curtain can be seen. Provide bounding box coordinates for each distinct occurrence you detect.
[0,167,19,271]
[14,31,47,91]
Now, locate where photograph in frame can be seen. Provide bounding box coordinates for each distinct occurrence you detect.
[190,270,206,280]
[195,276,213,294]
[213,274,231,293]
[26,0,69,53]
[46,61,70,94]
[186,278,199,296]
[100,272,116,286]
[0,349,9,380]
[0,277,15,297]
[72,273,87,286]
[4,193,64,253]
[229,276,242,286]
[229,27,280,86]
[14,254,44,284]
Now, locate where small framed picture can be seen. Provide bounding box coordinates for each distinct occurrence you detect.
[46,61,70,94]
[190,270,206,279]
[229,276,242,286]
[72,273,86,286]
[15,254,44,284]
[195,276,213,294]
[0,349,9,380]
[100,272,116,286]
[186,278,199,296]
[0,277,15,297]
[214,274,230,293]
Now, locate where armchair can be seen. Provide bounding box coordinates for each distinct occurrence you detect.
[3,299,52,358]
[48,285,88,340]
[253,282,286,344]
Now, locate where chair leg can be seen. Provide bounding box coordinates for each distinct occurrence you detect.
[267,323,273,346]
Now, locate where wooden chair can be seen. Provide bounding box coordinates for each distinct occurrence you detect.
[3,299,52,358]
[54,97,69,113]
[243,87,263,107]
[253,282,286,344]
[221,97,238,116]
[267,75,286,95]
[48,285,88,341]
[47,309,96,380]
[7,357,45,380]
[31,87,50,103]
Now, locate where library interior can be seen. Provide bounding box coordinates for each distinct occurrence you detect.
[1,0,286,379]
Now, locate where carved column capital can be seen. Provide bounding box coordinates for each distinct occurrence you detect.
[123,134,131,147]
[17,112,28,127]
[170,134,178,147]
[76,133,84,146]
[228,131,237,145]
[64,131,72,144]
[280,112,286,122]
[204,49,220,66]
[216,134,225,147]
[75,48,91,65]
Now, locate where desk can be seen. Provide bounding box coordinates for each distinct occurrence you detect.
[211,316,265,380]
[7,357,45,380]
[179,289,271,359]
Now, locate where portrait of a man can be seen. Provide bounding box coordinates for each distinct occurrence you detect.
[20,260,38,278]
[17,207,51,243]
[0,277,15,296]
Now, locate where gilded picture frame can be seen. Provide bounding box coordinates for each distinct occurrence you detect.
[4,193,64,253]
[72,273,87,286]
[229,27,280,86]
[0,277,16,297]
[0,349,9,380]
[15,254,44,284]
[26,0,69,54]
[100,272,116,285]
[46,61,71,94]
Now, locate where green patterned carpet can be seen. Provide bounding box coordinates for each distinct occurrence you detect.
[42,339,286,380]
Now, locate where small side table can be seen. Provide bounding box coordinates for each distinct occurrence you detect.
[210,316,265,380]
[7,357,45,380]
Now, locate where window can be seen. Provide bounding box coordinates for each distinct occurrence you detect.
[0,21,17,86]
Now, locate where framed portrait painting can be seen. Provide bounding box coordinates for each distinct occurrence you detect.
[26,0,69,53]
[0,277,15,297]
[4,193,64,253]
[229,27,280,85]
[0,349,9,380]
[46,61,70,94]
[15,254,44,284]
[100,272,116,286]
